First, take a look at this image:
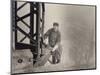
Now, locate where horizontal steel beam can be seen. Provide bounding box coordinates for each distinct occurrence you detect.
[15,43,36,49]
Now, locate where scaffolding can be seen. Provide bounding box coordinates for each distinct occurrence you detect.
[12,1,45,64]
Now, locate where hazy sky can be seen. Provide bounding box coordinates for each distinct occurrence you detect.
[44,3,95,67]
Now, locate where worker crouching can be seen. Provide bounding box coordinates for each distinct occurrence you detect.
[44,22,62,64]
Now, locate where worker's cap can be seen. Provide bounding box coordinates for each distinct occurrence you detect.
[53,22,59,26]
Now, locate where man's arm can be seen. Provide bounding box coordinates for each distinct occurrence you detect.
[43,29,51,46]
[43,29,51,40]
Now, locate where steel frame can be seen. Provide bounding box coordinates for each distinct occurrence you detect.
[12,1,45,64]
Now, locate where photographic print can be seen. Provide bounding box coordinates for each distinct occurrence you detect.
[11,0,96,74]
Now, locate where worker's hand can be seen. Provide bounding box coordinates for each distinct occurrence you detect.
[44,38,48,44]
[52,44,58,51]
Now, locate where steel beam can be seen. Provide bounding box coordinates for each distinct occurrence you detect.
[17,16,30,28]
[16,25,37,44]
[15,1,17,47]
[17,2,28,11]
[17,13,31,22]
[15,43,36,49]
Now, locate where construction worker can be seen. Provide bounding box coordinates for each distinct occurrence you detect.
[44,22,62,64]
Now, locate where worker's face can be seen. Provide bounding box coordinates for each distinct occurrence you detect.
[53,25,58,31]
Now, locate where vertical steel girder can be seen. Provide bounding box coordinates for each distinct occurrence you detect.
[13,1,45,64]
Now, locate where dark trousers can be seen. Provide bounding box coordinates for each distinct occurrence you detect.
[52,49,61,64]
[46,44,62,64]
